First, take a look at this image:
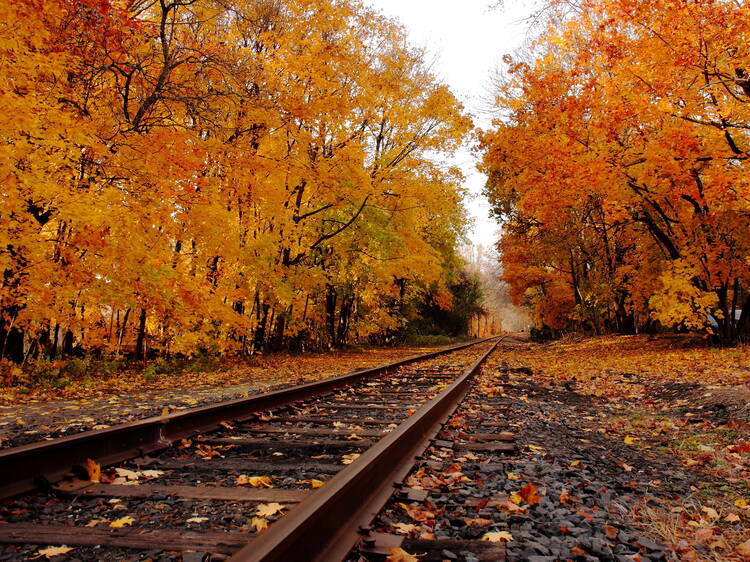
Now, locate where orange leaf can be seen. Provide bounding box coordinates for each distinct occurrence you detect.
[519,482,540,505]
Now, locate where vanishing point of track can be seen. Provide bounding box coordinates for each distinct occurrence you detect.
[0,337,511,561]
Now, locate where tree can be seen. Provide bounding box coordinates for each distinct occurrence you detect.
[0,0,472,363]
[482,0,750,344]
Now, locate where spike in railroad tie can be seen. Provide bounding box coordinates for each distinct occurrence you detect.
[358,533,404,556]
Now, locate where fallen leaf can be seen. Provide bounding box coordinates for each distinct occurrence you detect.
[109,516,135,528]
[386,547,418,562]
[482,531,514,542]
[114,468,140,481]
[391,522,419,534]
[187,517,208,523]
[736,539,750,557]
[463,518,493,527]
[256,503,285,517]
[724,513,741,523]
[519,482,540,505]
[86,458,101,483]
[506,472,519,480]
[236,475,273,488]
[37,546,73,558]
[85,519,108,527]
[251,516,268,532]
[701,506,719,521]
[341,453,360,465]
[624,436,637,445]
[604,524,618,539]
[559,489,577,505]
[695,527,714,543]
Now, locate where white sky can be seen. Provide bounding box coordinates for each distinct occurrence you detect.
[364,0,532,246]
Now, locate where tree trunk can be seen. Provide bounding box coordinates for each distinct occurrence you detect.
[1,326,24,363]
[135,308,147,363]
[253,303,270,352]
[735,293,750,342]
[326,284,337,348]
[50,323,60,360]
[62,329,75,357]
[337,296,353,346]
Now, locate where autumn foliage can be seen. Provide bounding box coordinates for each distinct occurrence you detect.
[482,0,750,343]
[0,0,472,362]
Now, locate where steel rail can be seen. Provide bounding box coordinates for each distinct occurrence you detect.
[0,337,496,500]
[230,338,502,562]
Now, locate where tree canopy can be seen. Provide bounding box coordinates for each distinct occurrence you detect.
[0,0,473,361]
[481,0,750,343]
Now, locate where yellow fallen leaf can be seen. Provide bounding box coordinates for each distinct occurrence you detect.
[734,498,748,508]
[391,522,419,534]
[341,453,360,465]
[347,434,363,440]
[506,472,519,480]
[109,516,135,528]
[256,503,285,517]
[86,458,101,483]
[624,436,636,445]
[85,519,109,527]
[570,460,582,467]
[161,406,169,416]
[386,547,418,562]
[701,506,719,521]
[37,546,74,558]
[236,475,273,488]
[186,517,208,523]
[482,530,514,542]
[724,513,741,523]
[309,479,325,488]
[114,468,140,481]
[251,516,268,532]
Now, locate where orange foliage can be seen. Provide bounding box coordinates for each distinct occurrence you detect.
[0,0,472,362]
[482,0,750,342]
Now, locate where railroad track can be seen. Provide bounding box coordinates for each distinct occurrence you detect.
[0,337,510,561]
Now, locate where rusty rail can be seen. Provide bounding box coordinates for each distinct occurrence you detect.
[0,337,496,500]
[230,338,501,562]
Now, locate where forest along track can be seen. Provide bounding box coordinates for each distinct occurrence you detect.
[0,337,500,561]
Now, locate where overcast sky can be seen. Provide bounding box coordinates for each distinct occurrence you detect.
[364,0,532,247]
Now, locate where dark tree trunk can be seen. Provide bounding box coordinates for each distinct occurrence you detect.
[325,284,337,347]
[50,323,60,360]
[253,303,270,352]
[62,329,75,357]
[735,294,750,342]
[135,308,147,362]
[337,295,353,346]
[1,326,24,363]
